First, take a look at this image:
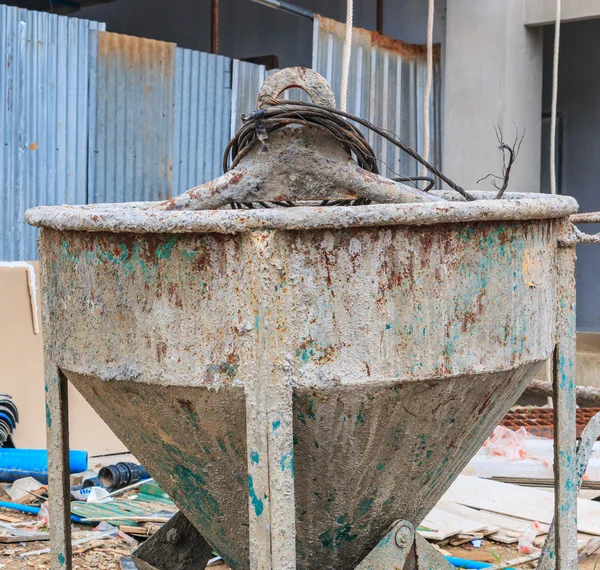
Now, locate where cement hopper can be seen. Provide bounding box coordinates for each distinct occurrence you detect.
[27,69,582,570]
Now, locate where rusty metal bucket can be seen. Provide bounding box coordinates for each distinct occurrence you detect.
[26,69,582,570]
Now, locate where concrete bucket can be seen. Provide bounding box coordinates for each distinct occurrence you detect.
[27,69,583,570]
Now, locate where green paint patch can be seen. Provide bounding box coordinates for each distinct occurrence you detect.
[250,450,260,465]
[45,403,52,428]
[318,523,357,550]
[58,553,65,565]
[280,451,294,476]
[357,497,374,516]
[155,236,178,259]
[207,361,239,380]
[248,475,264,517]
[216,438,227,452]
[382,495,396,508]
[376,463,385,472]
[460,227,474,243]
[297,398,316,425]
[272,420,281,431]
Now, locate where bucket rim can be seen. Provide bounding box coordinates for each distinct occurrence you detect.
[26,191,578,234]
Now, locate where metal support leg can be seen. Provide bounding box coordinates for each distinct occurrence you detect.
[245,230,297,570]
[245,383,296,570]
[547,231,578,569]
[45,363,72,570]
[538,411,600,570]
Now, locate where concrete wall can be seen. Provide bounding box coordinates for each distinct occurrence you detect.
[542,21,600,332]
[526,0,600,26]
[75,0,447,69]
[443,0,543,192]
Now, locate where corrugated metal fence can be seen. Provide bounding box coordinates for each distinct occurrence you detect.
[1,4,233,260]
[2,5,440,261]
[230,16,441,181]
[312,16,442,180]
[88,33,176,204]
[174,48,231,195]
[0,6,104,261]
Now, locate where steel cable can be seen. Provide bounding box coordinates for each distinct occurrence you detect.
[224,98,475,207]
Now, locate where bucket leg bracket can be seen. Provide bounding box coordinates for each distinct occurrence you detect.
[130,511,214,570]
[354,521,454,570]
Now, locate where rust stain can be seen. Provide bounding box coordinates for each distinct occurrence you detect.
[97,31,175,71]
[316,15,440,59]
[28,142,38,151]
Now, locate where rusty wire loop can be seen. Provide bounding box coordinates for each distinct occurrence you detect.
[224,99,475,208]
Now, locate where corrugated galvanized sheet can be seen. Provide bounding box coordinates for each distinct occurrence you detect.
[87,32,176,204]
[312,16,442,180]
[230,18,442,183]
[0,5,104,261]
[173,49,232,194]
[230,59,265,135]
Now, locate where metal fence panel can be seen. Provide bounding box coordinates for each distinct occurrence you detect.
[173,49,232,194]
[312,16,442,180]
[230,59,265,136]
[0,5,104,261]
[88,31,176,204]
[230,18,441,183]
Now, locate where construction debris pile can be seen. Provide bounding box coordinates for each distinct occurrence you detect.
[0,455,179,569]
[1,419,600,569]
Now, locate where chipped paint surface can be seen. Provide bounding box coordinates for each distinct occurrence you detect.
[33,202,574,569]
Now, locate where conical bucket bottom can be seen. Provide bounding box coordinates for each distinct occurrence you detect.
[65,360,541,569]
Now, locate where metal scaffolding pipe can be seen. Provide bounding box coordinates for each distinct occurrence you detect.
[249,0,314,20]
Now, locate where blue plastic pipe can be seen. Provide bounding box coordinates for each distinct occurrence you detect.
[0,501,86,524]
[0,449,88,483]
[0,501,40,515]
[446,556,515,569]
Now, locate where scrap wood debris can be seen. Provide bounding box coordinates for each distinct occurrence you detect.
[2,424,600,569]
[0,459,176,569]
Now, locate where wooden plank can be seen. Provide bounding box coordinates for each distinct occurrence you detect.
[436,501,549,535]
[0,523,50,543]
[419,506,491,541]
[442,475,600,536]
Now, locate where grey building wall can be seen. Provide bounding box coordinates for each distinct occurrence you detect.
[75,0,447,69]
[543,21,600,332]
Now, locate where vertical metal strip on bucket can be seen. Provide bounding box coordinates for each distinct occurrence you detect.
[550,221,579,568]
[245,230,297,570]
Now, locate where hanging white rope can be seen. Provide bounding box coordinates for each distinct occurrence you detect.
[546,0,561,403]
[422,0,435,179]
[550,0,561,194]
[340,0,353,112]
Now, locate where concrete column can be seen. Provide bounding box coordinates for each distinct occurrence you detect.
[526,0,600,26]
[443,0,544,192]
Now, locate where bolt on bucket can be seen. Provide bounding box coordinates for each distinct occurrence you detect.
[27,69,579,570]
